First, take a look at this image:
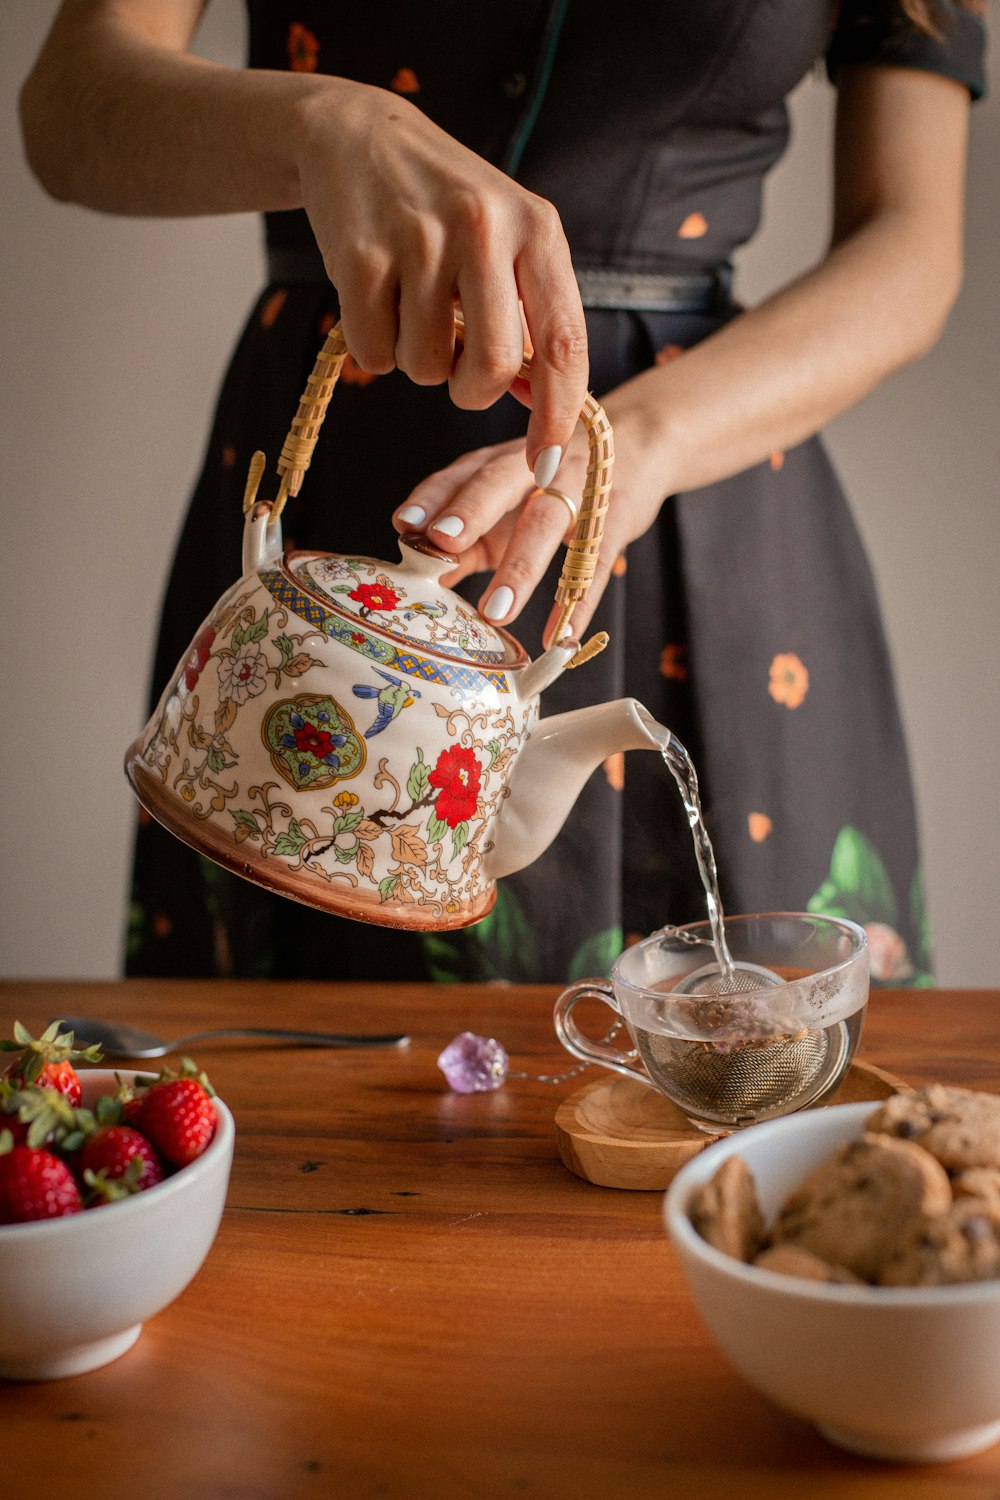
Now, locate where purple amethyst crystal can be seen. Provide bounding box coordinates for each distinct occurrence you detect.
[437,1032,509,1093]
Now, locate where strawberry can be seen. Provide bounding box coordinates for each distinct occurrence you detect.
[80,1125,165,1201]
[0,1132,83,1223]
[1,1021,102,1107]
[0,1080,92,1152]
[138,1067,216,1168]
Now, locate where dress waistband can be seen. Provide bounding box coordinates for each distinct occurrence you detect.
[265,246,732,314]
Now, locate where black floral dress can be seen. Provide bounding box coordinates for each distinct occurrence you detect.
[127,0,986,986]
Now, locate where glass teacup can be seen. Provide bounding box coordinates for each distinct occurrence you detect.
[554,913,870,1134]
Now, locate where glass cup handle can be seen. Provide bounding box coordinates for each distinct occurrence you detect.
[552,981,646,1083]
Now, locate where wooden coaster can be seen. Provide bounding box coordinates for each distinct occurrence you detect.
[554,1059,908,1192]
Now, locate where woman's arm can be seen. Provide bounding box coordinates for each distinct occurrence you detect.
[19,0,589,477]
[400,64,970,642]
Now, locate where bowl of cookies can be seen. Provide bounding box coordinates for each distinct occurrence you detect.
[664,1086,1000,1462]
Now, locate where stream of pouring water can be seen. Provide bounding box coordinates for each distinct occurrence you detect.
[655,726,735,979]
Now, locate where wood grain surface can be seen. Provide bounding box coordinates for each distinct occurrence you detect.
[554,1057,907,1190]
[2,980,998,1500]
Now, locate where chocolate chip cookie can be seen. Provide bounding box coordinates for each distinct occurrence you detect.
[879,1198,1000,1286]
[753,1244,862,1284]
[866,1085,1000,1172]
[770,1133,953,1282]
[686,1153,765,1262]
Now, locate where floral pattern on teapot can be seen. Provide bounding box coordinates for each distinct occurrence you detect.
[139,572,532,923]
[297,553,507,663]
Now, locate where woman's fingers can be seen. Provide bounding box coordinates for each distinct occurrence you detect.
[303,89,589,442]
[514,203,589,473]
[448,231,527,408]
[334,250,401,376]
[477,486,584,625]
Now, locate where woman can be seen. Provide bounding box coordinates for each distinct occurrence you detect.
[20,1,986,984]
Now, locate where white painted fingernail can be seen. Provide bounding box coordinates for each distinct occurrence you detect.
[482,585,514,621]
[397,504,426,526]
[431,514,464,538]
[533,445,562,490]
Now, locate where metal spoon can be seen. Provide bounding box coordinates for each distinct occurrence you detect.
[50,1016,410,1058]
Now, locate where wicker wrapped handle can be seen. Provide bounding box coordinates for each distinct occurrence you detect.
[249,318,613,642]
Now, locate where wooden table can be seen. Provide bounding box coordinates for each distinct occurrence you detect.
[2,980,999,1499]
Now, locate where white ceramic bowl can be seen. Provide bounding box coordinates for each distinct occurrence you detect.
[665,1102,1000,1463]
[0,1069,234,1381]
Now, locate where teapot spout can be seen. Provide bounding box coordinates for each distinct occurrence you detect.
[484,698,664,881]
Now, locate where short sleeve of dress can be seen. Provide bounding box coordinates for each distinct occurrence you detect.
[826,0,987,99]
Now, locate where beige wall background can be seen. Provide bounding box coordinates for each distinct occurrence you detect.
[2,2,997,982]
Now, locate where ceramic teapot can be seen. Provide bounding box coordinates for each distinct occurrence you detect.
[124,321,664,931]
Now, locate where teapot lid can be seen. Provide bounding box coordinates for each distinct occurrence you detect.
[287,537,526,669]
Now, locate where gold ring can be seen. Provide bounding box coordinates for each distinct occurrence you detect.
[531,485,578,529]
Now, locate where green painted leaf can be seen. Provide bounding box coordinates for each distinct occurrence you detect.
[273,818,308,858]
[487,738,502,767]
[334,810,364,835]
[407,751,430,802]
[379,875,400,902]
[275,633,293,663]
[244,610,269,643]
[426,813,449,844]
[232,809,261,831]
[451,821,469,860]
[334,843,357,864]
[231,624,245,649]
[206,747,226,774]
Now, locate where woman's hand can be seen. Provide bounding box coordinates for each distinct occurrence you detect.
[391,65,973,647]
[22,2,590,480]
[294,83,588,479]
[393,386,673,647]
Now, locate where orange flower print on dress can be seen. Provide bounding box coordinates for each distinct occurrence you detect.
[288,23,320,72]
[603,752,625,791]
[677,212,708,239]
[655,343,685,365]
[769,652,809,709]
[770,450,785,471]
[748,812,773,843]
[612,554,627,577]
[339,353,378,387]
[659,643,688,682]
[260,290,287,329]
[391,67,420,94]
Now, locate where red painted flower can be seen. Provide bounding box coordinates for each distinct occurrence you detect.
[294,723,336,759]
[183,625,216,691]
[350,583,401,613]
[429,746,482,828]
